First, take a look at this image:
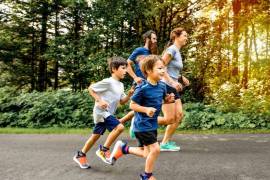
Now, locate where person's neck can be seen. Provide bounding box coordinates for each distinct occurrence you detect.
[144,43,149,50]
[111,74,120,81]
[174,41,182,49]
[147,77,157,85]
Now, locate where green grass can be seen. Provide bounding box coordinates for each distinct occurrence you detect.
[0,127,269,134]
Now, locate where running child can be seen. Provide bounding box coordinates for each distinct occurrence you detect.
[73,56,134,169]
[109,55,174,180]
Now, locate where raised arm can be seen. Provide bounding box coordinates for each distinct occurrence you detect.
[119,85,135,105]
[127,59,143,84]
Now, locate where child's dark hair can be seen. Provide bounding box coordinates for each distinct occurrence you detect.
[140,55,162,77]
[142,30,156,43]
[108,56,127,73]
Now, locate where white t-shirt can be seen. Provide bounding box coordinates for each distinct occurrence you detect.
[90,77,126,123]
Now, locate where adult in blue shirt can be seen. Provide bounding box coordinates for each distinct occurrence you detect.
[127,30,157,84]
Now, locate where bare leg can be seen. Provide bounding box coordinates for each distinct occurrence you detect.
[103,123,124,148]
[158,103,176,125]
[161,99,183,144]
[128,146,148,158]
[82,134,101,154]
[145,142,160,173]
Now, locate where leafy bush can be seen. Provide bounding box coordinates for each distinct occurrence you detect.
[0,87,94,128]
[1,87,269,129]
[180,103,270,130]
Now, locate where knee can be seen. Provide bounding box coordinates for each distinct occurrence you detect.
[143,151,148,158]
[166,116,175,124]
[153,146,160,156]
[116,123,125,132]
[164,113,175,125]
[176,112,184,123]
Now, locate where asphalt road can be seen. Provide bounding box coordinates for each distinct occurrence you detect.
[0,134,270,180]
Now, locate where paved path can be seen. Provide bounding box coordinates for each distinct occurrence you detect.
[0,134,270,180]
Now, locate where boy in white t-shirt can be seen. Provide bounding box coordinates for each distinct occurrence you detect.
[73,56,134,169]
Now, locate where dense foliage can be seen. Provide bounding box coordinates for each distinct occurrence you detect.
[1,87,269,129]
[0,0,269,129]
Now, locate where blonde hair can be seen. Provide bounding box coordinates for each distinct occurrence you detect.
[140,55,162,77]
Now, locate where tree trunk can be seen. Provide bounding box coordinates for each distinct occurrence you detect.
[120,20,124,48]
[38,2,48,91]
[54,0,59,90]
[242,24,249,89]
[231,0,241,81]
[30,23,36,92]
[74,7,81,91]
[251,21,259,61]
[266,21,269,60]
[217,2,223,76]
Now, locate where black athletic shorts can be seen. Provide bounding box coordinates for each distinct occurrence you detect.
[134,130,157,147]
[166,84,181,100]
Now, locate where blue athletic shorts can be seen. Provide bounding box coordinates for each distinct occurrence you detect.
[93,115,120,135]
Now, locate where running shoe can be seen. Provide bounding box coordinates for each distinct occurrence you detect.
[73,151,91,169]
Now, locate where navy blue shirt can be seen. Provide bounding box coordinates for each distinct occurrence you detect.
[128,47,150,79]
[131,80,167,132]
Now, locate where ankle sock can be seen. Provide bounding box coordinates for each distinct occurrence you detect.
[78,151,86,157]
[122,145,129,154]
[144,172,152,178]
[101,145,109,152]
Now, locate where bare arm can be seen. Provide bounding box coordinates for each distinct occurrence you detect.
[88,86,109,109]
[119,85,135,105]
[127,59,143,84]
[130,100,156,117]
[180,75,190,87]
[162,53,183,92]
[119,111,134,124]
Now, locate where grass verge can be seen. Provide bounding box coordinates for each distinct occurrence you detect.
[0,128,269,134]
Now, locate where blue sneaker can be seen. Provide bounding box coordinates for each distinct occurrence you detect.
[129,117,136,139]
[160,142,180,152]
[140,174,152,180]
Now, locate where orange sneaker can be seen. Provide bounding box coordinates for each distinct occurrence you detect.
[96,145,112,165]
[110,140,128,165]
[73,151,91,169]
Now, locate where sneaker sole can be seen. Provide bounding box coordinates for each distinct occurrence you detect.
[96,150,113,165]
[73,155,90,169]
[160,148,180,152]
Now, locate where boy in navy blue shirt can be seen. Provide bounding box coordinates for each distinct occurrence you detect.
[109,55,174,180]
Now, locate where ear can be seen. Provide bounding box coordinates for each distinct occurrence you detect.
[111,67,117,73]
[145,69,152,75]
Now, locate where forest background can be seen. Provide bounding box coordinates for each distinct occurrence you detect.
[0,0,269,130]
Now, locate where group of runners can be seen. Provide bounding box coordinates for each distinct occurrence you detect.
[73,27,189,180]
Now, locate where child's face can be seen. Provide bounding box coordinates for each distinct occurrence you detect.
[147,60,165,81]
[113,65,127,79]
